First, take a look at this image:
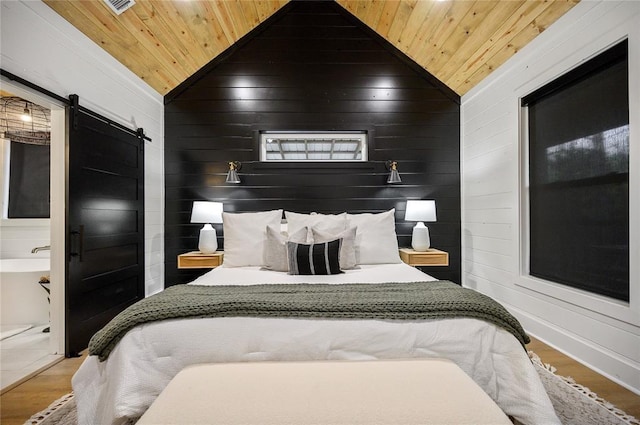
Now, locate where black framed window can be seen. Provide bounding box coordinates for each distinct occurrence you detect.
[8,141,50,218]
[522,40,629,301]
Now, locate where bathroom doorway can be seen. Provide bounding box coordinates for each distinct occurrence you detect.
[0,82,66,392]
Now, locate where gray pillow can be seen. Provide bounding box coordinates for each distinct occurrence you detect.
[263,226,309,272]
[312,226,357,270]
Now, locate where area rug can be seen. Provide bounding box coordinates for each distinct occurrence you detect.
[528,351,639,425]
[24,392,75,425]
[25,354,640,425]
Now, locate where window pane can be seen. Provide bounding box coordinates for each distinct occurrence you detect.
[527,41,629,301]
[260,132,367,161]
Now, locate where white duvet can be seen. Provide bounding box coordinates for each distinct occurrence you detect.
[72,264,560,425]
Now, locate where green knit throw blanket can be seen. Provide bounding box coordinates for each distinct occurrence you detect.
[88,281,530,361]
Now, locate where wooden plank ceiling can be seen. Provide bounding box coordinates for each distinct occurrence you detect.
[43,0,578,96]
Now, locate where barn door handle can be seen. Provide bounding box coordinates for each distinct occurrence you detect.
[70,225,85,262]
[78,225,85,262]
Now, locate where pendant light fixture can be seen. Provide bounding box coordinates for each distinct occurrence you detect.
[20,102,32,122]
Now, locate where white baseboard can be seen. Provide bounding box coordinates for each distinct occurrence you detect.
[507,305,640,396]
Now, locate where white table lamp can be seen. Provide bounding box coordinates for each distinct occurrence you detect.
[190,201,223,254]
[405,200,437,251]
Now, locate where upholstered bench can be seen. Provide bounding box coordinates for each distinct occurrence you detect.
[137,359,511,425]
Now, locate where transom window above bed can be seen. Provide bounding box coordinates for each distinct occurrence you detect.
[259,131,367,161]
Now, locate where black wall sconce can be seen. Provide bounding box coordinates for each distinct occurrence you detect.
[225,161,242,184]
[385,160,402,184]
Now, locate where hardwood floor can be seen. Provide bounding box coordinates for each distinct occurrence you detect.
[1,338,639,424]
[0,353,85,425]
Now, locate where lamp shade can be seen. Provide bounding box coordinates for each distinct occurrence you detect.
[405,200,437,222]
[225,168,240,184]
[190,201,223,224]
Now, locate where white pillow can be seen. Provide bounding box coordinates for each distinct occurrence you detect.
[346,209,401,265]
[312,226,357,270]
[285,211,347,235]
[222,209,283,267]
[263,225,310,272]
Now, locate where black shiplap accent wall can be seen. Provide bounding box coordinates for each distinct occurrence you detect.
[164,1,460,287]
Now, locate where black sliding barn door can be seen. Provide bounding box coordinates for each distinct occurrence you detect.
[66,99,145,356]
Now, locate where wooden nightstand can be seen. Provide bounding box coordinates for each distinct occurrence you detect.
[399,248,449,267]
[178,251,224,269]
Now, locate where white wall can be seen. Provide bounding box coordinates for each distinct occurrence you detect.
[461,1,640,393]
[0,219,50,259]
[0,0,165,296]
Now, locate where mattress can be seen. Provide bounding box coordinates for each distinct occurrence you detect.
[72,263,560,425]
[189,263,437,286]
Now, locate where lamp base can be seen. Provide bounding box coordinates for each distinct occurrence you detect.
[411,222,431,252]
[198,224,218,254]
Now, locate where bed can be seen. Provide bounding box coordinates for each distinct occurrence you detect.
[72,209,560,425]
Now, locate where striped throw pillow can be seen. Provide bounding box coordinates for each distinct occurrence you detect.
[287,239,343,275]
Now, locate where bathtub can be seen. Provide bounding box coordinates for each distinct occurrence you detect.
[0,258,51,326]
